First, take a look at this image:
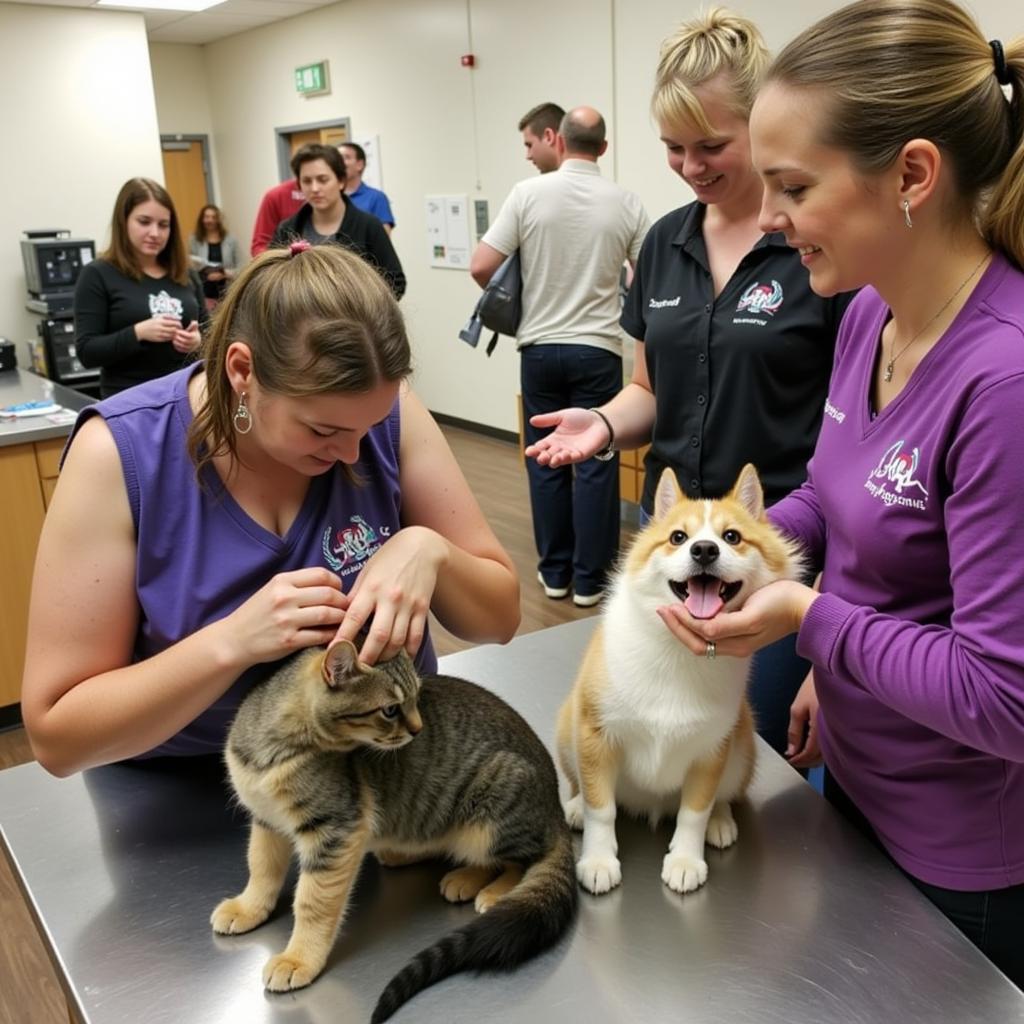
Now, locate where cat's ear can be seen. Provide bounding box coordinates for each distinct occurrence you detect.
[321,639,363,688]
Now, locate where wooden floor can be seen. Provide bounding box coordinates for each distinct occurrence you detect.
[0,423,634,1024]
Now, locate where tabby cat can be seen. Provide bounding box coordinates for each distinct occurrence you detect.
[211,639,577,1023]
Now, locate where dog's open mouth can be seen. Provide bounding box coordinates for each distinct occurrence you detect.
[669,575,742,620]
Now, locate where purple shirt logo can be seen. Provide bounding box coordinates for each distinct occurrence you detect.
[864,440,929,511]
[321,516,390,574]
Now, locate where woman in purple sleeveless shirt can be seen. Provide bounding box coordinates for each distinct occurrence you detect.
[22,243,520,769]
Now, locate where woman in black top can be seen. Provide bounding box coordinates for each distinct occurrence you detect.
[526,11,853,760]
[75,178,203,398]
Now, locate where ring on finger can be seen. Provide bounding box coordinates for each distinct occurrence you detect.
[706,641,716,660]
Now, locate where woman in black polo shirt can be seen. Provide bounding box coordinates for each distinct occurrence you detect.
[526,9,853,760]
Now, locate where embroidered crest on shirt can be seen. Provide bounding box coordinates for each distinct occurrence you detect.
[149,290,184,319]
[321,517,391,575]
[734,280,784,324]
[864,440,929,511]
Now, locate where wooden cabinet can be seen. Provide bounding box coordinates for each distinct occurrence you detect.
[0,438,64,707]
[619,444,649,506]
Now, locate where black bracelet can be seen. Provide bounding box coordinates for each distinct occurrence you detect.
[590,408,616,461]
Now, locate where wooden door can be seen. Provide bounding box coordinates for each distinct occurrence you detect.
[288,125,350,156]
[319,125,349,147]
[161,141,209,238]
[288,129,321,155]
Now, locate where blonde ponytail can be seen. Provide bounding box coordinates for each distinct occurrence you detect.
[651,7,769,135]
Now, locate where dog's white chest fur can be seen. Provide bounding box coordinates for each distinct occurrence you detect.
[600,590,749,808]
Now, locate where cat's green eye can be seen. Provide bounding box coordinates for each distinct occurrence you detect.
[381,705,400,719]
[723,529,742,545]
[669,530,687,546]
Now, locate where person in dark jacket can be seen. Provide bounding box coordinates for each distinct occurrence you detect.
[270,144,405,299]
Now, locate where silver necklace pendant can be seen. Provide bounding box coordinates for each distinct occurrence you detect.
[883,362,894,383]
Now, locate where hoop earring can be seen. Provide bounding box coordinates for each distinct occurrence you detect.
[233,392,253,434]
[903,200,913,229]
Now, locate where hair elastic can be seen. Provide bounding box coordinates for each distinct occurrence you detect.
[289,239,312,256]
[990,40,1012,86]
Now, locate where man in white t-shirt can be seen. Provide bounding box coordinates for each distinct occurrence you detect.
[470,106,650,606]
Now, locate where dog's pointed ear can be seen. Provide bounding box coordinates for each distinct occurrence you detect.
[321,639,363,688]
[730,464,765,520]
[654,467,684,521]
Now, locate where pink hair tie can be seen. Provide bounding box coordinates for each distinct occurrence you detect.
[289,239,312,256]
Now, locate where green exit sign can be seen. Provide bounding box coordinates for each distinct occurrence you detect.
[295,61,330,96]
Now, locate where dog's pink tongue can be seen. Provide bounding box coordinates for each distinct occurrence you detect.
[684,578,723,620]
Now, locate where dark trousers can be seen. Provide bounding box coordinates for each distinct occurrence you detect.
[825,770,1024,988]
[520,344,622,595]
[749,633,810,756]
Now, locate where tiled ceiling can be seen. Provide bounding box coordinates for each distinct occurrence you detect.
[6,0,339,44]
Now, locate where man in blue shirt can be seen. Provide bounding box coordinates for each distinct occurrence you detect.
[339,143,395,235]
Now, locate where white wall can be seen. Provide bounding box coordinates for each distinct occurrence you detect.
[0,3,163,364]
[148,43,221,204]
[200,0,620,432]
[149,43,214,136]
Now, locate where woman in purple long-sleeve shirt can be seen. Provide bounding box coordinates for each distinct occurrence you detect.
[660,0,1024,988]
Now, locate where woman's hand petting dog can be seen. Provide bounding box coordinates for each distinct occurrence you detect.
[657,579,819,658]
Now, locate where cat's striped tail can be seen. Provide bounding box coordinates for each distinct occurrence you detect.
[369,825,577,1023]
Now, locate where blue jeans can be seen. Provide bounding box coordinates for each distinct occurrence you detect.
[637,505,807,754]
[521,344,622,595]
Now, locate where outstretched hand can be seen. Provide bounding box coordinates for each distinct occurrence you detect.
[524,408,611,467]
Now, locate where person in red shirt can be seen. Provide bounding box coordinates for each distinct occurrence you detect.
[250,179,305,257]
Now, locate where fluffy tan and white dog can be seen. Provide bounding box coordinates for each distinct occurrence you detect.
[557,464,802,895]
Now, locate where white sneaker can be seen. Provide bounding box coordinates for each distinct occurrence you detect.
[573,590,605,608]
[537,572,570,600]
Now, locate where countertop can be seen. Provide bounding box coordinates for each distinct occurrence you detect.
[0,369,94,447]
[1,619,1021,1024]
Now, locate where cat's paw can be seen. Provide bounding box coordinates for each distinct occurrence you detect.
[576,854,622,894]
[440,866,494,903]
[563,794,585,831]
[210,896,271,935]
[705,809,738,850]
[661,852,708,894]
[263,952,323,992]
